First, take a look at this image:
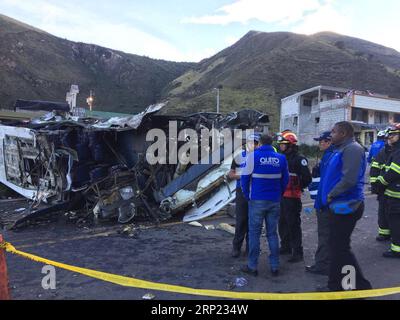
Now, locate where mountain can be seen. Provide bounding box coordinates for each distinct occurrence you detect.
[163,31,400,130]
[0,14,194,113]
[3,14,400,130]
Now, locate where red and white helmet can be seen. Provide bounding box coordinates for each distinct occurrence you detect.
[277,131,298,145]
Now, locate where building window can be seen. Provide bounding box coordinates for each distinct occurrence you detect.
[303,99,312,107]
[374,111,389,124]
[364,131,375,147]
[293,117,298,127]
[351,107,368,123]
[315,117,320,124]
[394,114,400,123]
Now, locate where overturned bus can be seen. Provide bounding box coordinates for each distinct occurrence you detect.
[0,101,269,229]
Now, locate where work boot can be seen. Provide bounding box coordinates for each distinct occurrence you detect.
[231,248,241,258]
[240,265,258,277]
[279,247,291,255]
[383,250,400,259]
[376,235,391,242]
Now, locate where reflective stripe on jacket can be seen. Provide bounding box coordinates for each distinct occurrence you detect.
[312,146,335,210]
[368,140,385,163]
[370,144,391,193]
[378,141,400,199]
[241,145,289,202]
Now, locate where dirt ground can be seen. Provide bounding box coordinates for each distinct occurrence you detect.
[1,194,400,300]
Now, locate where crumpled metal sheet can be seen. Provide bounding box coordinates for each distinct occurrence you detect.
[0,101,270,228]
[29,102,166,131]
[92,102,166,130]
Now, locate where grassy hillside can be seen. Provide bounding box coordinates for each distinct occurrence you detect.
[0,14,193,113]
[163,31,400,130]
[2,13,400,130]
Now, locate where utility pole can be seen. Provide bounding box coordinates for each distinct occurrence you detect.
[86,90,95,112]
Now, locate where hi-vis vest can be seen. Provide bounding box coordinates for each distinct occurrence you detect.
[377,143,400,199]
[370,145,391,188]
[320,148,366,207]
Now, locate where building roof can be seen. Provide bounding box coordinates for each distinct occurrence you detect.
[281,85,350,102]
[350,121,388,131]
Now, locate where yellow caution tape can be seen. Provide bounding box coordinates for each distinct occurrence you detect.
[1,241,400,300]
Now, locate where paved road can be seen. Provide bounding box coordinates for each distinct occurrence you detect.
[2,194,400,300]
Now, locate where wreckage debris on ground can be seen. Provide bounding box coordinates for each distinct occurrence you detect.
[0,100,269,229]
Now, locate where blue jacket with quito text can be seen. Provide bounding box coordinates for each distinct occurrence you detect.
[241,145,289,202]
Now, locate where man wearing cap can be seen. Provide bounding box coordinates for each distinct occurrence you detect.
[306,131,334,275]
[228,133,260,258]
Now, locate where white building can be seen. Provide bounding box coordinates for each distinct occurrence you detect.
[280,85,400,146]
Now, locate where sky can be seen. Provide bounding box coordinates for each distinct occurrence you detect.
[0,0,400,62]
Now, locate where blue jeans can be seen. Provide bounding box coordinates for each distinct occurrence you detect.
[248,200,280,271]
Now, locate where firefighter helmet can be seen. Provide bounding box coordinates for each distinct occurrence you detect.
[377,130,387,138]
[387,124,400,135]
[278,131,298,145]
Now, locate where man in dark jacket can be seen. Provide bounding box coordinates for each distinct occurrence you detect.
[306,131,334,275]
[375,123,400,258]
[319,121,372,291]
[277,131,312,263]
[370,131,392,242]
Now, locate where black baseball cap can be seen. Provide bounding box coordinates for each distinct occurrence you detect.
[314,131,332,142]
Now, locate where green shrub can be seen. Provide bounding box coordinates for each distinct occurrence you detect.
[298,144,321,159]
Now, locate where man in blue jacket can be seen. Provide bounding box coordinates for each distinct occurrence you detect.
[319,122,372,291]
[240,134,289,277]
[306,131,334,275]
